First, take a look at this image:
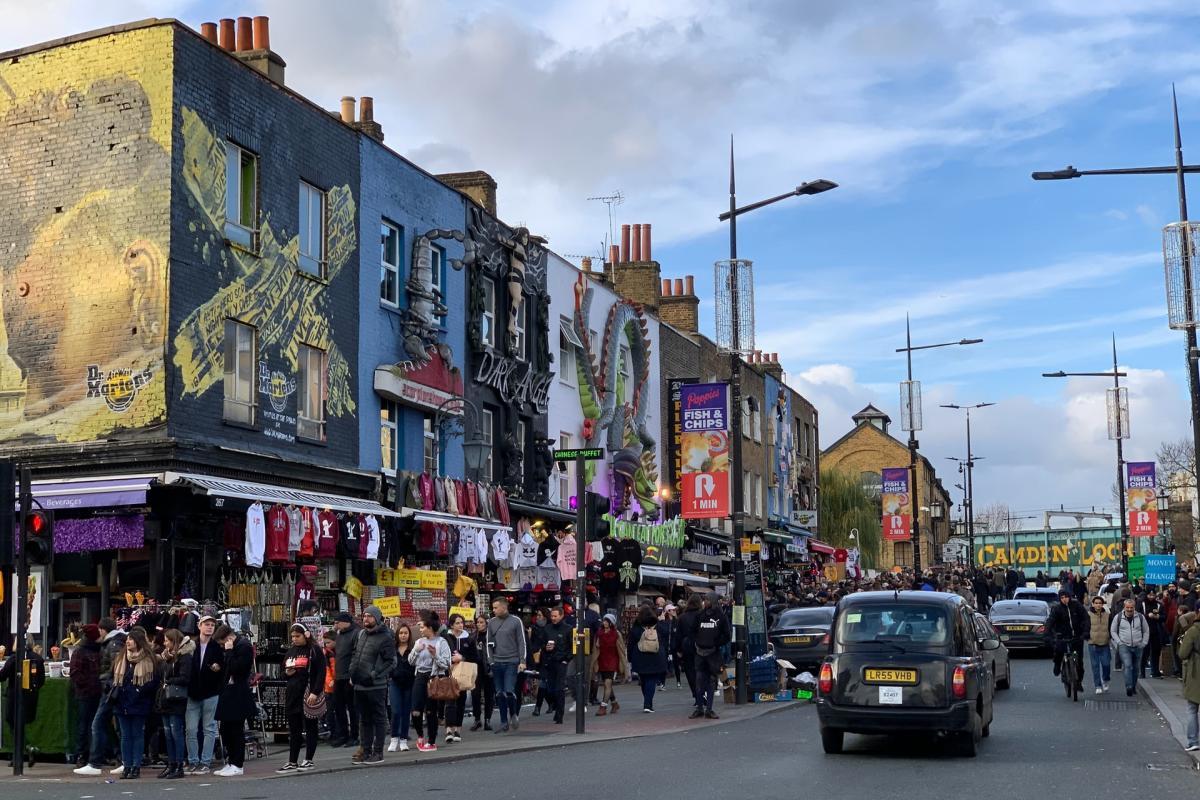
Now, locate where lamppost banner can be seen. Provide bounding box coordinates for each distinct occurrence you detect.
[1126,461,1158,537]
[881,467,912,541]
[680,383,730,519]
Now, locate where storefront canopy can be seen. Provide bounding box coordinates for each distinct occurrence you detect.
[808,539,836,555]
[29,475,154,511]
[400,507,512,533]
[167,472,402,517]
[640,565,718,587]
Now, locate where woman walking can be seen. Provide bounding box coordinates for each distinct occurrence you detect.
[590,614,627,715]
[388,624,415,752]
[157,629,194,779]
[409,612,451,752]
[469,616,494,731]
[1177,612,1200,750]
[277,623,325,773]
[444,614,474,742]
[213,624,255,777]
[627,605,671,713]
[112,628,160,779]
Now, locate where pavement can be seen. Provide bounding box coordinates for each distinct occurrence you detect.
[2,656,1197,800]
[1138,671,1200,765]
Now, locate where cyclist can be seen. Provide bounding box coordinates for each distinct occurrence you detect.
[1048,588,1088,688]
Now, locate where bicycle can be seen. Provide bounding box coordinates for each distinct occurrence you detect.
[1058,638,1083,702]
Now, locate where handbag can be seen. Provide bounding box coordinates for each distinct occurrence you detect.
[154,682,187,712]
[428,672,460,701]
[302,691,327,719]
[451,661,478,692]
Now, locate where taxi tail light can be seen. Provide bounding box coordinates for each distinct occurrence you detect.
[818,663,834,695]
[951,665,967,699]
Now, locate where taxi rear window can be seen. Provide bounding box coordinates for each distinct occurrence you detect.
[836,604,950,646]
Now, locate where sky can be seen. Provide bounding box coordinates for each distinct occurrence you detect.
[5,0,1200,527]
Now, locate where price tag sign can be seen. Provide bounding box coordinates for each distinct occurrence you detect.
[374,596,402,617]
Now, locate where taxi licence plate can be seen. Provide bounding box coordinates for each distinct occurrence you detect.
[783,636,813,645]
[863,668,918,684]
[1006,625,1031,632]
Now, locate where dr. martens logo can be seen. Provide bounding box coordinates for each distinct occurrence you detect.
[86,365,155,413]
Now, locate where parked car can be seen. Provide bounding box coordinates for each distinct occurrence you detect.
[988,599,1052,653]
[973,613,1011,690]
[816,591,996,757]
[1012,587,1062,605]
[768,606,836,673]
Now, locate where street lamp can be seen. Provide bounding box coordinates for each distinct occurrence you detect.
[717,136,836,704]
[941,402,996,573]
[432,396,492,481]
[895,317,983,574]
[1042,335,1131,574]
[1031,87,1200,529]
[1157,487,1171,554]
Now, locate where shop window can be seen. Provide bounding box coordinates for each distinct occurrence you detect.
[481,281,496,348]
[224,141,257,249]
[381,220,401,306]
[298,181,326,277]
[381,401,397,473]
[297,344,327,441]
[222,319,256,425]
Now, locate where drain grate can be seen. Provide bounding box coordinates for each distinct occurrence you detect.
[1084,699,1142,711]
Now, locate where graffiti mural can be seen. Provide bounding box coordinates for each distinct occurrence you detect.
[769,383,795,521]
[571,273,660,515]
[0,32,173,442]
[172,107,357,417]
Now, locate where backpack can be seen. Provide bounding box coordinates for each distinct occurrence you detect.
[638,625,660,654]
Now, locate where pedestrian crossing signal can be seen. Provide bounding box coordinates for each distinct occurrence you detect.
[583,492,610,541]
[24,509,53,565]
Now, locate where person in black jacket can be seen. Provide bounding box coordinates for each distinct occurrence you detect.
[443,613,475,742]
[1048,588,1089,686]
[349,606,396,765]
[213,625,255,777]
[687,593,732,719]
[185,615,224,775]
[468,616,494,732]
[330,612,359,748]
[276,623,325,773]
[675,594,702,704]
[388,624,416,752]
[538,607,573,724]
[68,624,103,767]
[627,605,671,713]
[156,629,194,779]
[1,638,46,768]
[74,618,126,776]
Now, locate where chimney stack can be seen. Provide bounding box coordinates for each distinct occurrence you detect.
[759,351,785,380]
[582,256,593,272]
[354,96,385,142]
[252,16,270,49]
[201,22,218,45]
[632,224,643,261]
[340,96,356,124]
[642,223,652,261]
[236,16,253,51]
[659,273,700,334]
[620,225,631,264]
[435,171,499,216]
[218,18,235,50]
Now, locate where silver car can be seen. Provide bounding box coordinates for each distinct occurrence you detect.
[973,612,1011,690]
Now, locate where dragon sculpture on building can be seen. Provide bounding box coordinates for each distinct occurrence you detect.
[572,273,660,515]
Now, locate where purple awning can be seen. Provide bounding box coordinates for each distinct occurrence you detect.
[30,476,152,510]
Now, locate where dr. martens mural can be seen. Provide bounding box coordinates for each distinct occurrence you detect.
[172,106,357,418]
[0,30,173,443]
[571,273,660,516]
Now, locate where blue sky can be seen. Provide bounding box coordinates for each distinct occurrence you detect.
[5,0,1200,522]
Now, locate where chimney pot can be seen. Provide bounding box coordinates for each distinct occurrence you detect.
[685,275,695,296]
[662,278,672,297]
[632,224,643,261]
[252,16,270,50]
[642,223,652,261]
[609,244,620,269]
[236,16,253,51]
[218,18,235,51]
[620,225,631,263]
[581,256,592,272]
[673,278,684,296]
[773,353,779,363]
[360,96,375,122]
[340,96,356,124]
[200,22,218,44]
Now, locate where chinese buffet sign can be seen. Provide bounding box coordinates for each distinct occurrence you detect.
[1126,461,1158,537]
[680,383,730,519]
[881,467,912,541]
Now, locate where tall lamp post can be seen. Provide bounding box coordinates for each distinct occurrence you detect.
[432,396,492,480]
[1032,87,1200,522]
[1043,336,1131,575]
[895,317,982,574]
[717,137,836,704]
[942,402,996,571]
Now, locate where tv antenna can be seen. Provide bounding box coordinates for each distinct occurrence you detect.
[587,191,625,253]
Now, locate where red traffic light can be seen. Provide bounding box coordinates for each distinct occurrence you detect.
[29,512,46,535]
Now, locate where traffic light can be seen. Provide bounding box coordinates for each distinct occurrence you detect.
[583,491,610,541]
[24,508,53,565]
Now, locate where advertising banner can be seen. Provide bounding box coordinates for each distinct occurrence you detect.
[881,467,912,541]
[1127,462,1158,537]
[680,383,730,519]
[1145,554,1176,585]
[667,378,696,502]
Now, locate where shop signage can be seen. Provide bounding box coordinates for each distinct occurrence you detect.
[553,447,604,461]
[881,467,912,541]
[975,536,1133,570]
[374,596,402,617]
[785,536,808,556]
[1145,554,1176,584]
[667,378,695,502]
[604,515,686,547]
[473,349,551,412]
[642,545,681,567]
[377,567,448,589]
[791,509,818,529]
[680,383,730,519]
[1126,461,1158,537]
[449,605,477,620]
[374,348,465,414]
[740,538,761,553]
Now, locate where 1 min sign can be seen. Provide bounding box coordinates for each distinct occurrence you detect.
[554,448,604,461]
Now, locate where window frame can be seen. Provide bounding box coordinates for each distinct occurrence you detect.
[423,413,439,475]
[479,408,495,480]
[429,245,444,303]
[222,319,257,426]
[620,345,633,404]
[380,401,398,475]
[754,473,763,517]
[296,343,327,442]
[558,431,573,509]
[559,317,577,386]
[380,220,401,307]
[481,281,496,349]
[297,180,327,278]
[224,141,258,250]
[513,297,527,362]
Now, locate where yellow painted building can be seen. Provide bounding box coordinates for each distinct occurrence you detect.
[822,405,953,571]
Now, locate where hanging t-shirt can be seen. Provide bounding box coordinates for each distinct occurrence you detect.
[364,516,381,560]
[555,534,578,582]
[294,576,315,615]
[339,513,361,559]
[265,504,290,562]
[298,508,316,558]
[598,556,620,598]
[587,541,604,565]
[491,531,512,565]
[357,514,371,560]
[536,555,560,589]
[514,532,539,568]
[224,517,245,552]
[316,510,339,559]
[616,539,642,591]
[537,535,560,566]
[286,506,304,553]
[245,503,266,568]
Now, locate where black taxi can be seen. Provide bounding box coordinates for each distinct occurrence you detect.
[816,591,996,757]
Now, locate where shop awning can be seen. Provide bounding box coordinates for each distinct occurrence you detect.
[687,527,731,547]
[400,507,512,533]
[29,474,155,510]
[759,530,792,545]
[640,565,717,587]
[167,472,402,517]
[808,539,836,555]
[507,497,577,525]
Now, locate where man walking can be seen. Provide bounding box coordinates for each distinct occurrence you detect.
[184,615,224,774]
[331,612,359,748]
[688,593,731,720]
[539,607,573,724]
[1086,596,1111,694]
[349,606,395,765]
[72,618,125,776]
[486,598,526,733]
[1111,598,1151,697]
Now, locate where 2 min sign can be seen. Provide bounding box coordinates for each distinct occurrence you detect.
[554,448,604,461]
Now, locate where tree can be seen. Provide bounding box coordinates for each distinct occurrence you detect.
[819,468,881,569]
[1157,438,1196,491]
[976,503,1019,535]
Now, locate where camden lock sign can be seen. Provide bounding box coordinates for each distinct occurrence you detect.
[474,349,551,412]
